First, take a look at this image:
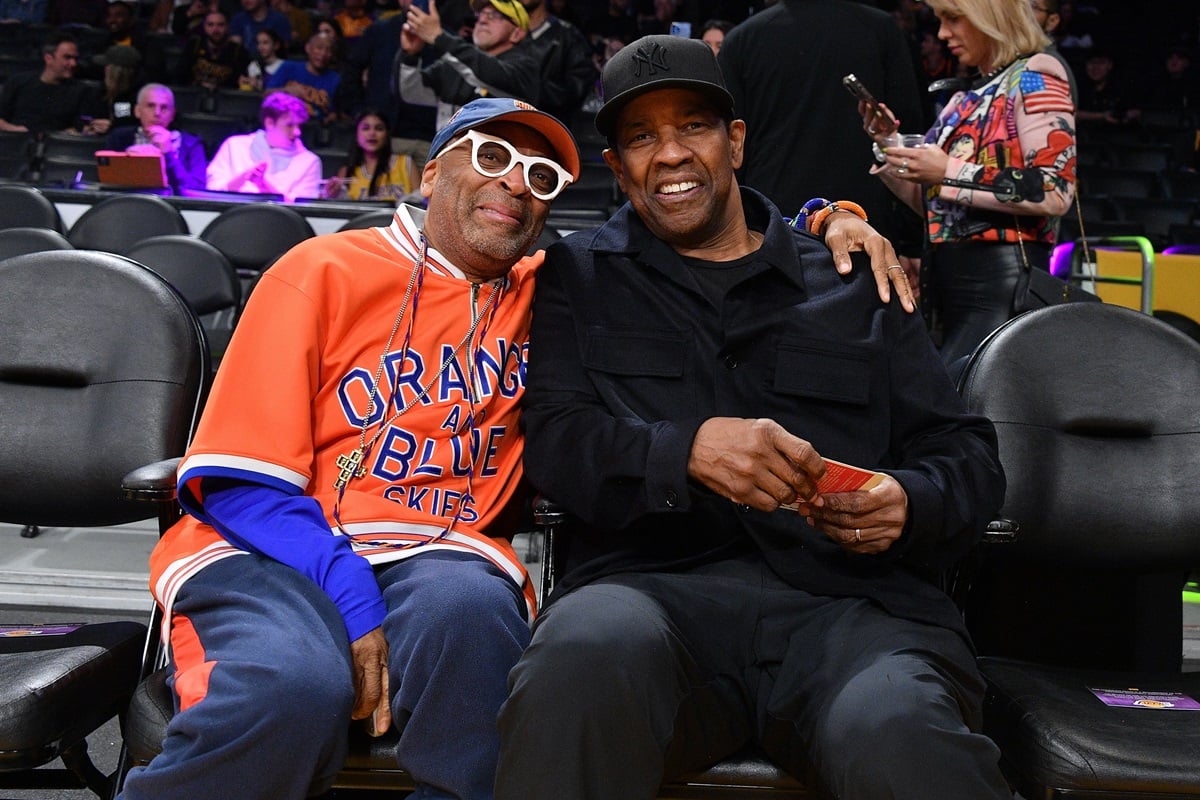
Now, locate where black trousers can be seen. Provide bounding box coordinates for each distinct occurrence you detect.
[495,554,1012,800]
[927,240,1050,369]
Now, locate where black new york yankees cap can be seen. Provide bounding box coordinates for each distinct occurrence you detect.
[595,34,735,138]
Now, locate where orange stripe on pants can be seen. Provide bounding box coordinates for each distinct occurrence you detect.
[170,611,216,711]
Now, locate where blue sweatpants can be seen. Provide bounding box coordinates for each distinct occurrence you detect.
[118,550,529,800]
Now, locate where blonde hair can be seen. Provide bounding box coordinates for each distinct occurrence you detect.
[923,0,1050,70]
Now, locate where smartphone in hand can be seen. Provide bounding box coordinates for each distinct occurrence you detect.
[843,73,898,135]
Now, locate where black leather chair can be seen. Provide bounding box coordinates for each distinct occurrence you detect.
[337,208,396,231]
[0,184,66,233]
[0,250,209,797]
[0,129,36,180]
[126,234,242,368]
[0,226,73,259]
[199,203,315,277]
[213,88,265,125]
[67,194,190,254]
[957,303,1200,799]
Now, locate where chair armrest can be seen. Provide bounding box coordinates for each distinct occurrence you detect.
[984,518,1019,543]
[532,496,569,607]
[532,496,567,527]
[122,458,182,503]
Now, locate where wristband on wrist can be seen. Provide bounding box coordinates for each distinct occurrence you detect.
[808,200,869,236]
[788,197,833,231]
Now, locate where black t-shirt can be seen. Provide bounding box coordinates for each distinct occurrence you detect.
[0,72,102,132]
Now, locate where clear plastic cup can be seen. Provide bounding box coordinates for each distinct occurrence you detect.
[885,133,928,149]
[873,133,927,163]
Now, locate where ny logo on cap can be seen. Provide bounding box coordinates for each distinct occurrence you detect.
[631,42,669,77]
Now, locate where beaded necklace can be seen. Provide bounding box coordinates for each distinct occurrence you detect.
[331,232,503,542]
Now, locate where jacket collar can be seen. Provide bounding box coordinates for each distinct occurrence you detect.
[587,186,809,293]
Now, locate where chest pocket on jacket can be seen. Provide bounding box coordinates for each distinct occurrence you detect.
[583,327,688,377]
[774,339,871,405]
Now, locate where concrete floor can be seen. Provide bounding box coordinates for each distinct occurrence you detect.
[1,522,1197,799]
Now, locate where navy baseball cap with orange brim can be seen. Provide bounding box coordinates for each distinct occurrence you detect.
[429,97,581,182]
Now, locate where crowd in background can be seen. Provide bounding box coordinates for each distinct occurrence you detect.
[2,0,1200,201]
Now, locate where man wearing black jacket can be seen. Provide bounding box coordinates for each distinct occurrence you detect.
[495,35,1012,800]
[520,0,595,123]
[719,0,926,258]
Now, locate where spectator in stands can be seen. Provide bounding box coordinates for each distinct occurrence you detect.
[582,0,638,48]
[313,15,347,63]
[114,95,581,800]
[94,44,143,131]
[396,0,540,130]
[177,10,252,89]
[699,19,731,55]
[520,0,596,124]
[106,83,208,192]
[1144,44,1200,122]
[1032,0,1078,105]
[916,24,956,122]
[334,0,373,40]
[0,31,105,134]
[266,30,341,121]
[165,0,213,39]
[242,27,286,90]
[321,108,419,199]
[272,0,312,48]
[0,0,47,24]
[230,0,292,55]
[1076,49,1140,127]
[719,0,926,270]
[207,91,322,200]
[338,0,437,169]
[103,1,146,53]
[865,0,1077,368]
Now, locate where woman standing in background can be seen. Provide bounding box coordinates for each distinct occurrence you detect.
[863,0,1076,367]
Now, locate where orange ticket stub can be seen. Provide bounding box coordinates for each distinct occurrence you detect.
[781,458,885,510]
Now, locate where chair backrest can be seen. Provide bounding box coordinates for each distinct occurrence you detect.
[0,250,208,527]
[0,185,66,233]
[67,194,190,253]
[199,203,315,273]
[958,303,1200,572]
[214,88,265,125]
[176,112,249,159]
[125,234,240,317]
[0,226,74,260]
[42,131,103,162]
[37,157,98,187]
[1078,166,1163,200]
[0,130,36,180]
[337,208,396,231]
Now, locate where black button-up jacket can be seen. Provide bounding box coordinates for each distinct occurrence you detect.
[524,188,1005,635]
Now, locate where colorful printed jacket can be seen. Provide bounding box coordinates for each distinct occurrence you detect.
[927,52,1077,244]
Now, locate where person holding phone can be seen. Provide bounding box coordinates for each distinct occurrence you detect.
[861,0,1077,368]
[395,0,541,131]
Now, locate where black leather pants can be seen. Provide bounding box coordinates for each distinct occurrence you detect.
[927,240,1050,368]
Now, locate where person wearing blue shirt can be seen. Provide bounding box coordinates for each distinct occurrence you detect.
[229,0,291,56]
[266,31,342,122]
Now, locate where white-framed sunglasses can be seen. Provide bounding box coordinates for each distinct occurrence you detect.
[439,129,574,201]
